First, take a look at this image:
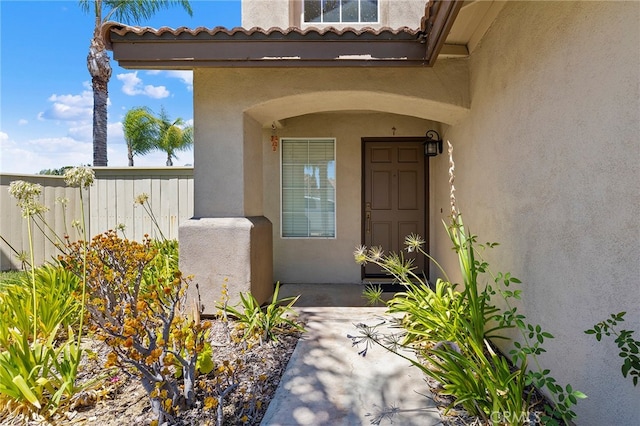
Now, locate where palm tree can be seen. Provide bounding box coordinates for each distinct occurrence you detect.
[122,106,193,166]
[122,107,158,166]
[155,107,193,166]
[80,0,192,167]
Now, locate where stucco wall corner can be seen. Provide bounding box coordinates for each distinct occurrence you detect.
[247,216,274,305]
[432,1,640,424]
[179,217,274,315]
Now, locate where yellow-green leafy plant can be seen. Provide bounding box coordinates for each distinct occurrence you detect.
[217,281,305,344]
[0,270,26,287]
[62,231,210,424]
[7,181,48,338]
[362,284,384,306]
[198,282,301,426]
[350,142,585,425]
[1,170,93,420]
[352,239,531,423]
[0,265,81,347]
[0,326,80,419]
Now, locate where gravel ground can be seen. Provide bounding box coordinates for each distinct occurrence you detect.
[1,316,554,426]
[2,319,301,426]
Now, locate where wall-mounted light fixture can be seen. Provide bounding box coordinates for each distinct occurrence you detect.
[424,130,443,157]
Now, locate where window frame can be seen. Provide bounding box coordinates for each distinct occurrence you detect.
[302,0,380,25]
[280,137,337,239]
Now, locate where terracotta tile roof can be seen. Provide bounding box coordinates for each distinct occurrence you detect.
[102,23,423,50]
[101,1,462,68]
[102,22,429,68]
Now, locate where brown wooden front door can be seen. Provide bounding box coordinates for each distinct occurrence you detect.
[363,139,427,277]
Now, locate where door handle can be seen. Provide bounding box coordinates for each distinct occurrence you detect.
[366,212,371,233]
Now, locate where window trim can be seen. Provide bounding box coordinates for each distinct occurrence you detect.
[280,137,337,239]
[302,0,380,25]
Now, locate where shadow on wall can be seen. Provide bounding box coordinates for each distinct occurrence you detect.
[0,246,16,272]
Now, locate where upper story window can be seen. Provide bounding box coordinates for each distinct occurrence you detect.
[304,0,379,24]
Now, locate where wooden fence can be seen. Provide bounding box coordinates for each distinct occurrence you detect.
[0,167,193,271]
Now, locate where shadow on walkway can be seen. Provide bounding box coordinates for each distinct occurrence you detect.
[261,284,442,426]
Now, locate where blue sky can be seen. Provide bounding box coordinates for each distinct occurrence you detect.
[0,0,241,174]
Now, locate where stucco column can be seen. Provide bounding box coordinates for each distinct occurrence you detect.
[180,112,273,313]
[180,216,273,313]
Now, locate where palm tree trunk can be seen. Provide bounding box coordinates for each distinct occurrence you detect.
[166,154,173,167]
[128,145,134,166]
[88,27,112,167]
[92,78,109,166]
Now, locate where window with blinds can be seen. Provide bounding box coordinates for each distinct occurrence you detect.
[281,139,336,238]
[303,0,379,24]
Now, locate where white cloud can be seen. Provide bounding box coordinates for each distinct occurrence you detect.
[44,102,90,121]
[0,108,170,173]
[0,132,92,174]
[0,129,193,173]
[64,121,124,146]
[39,90,93,121]
[48,92,93,107]
[108,121,125,142]
[117,71,170,99]
[146,70,193,91]
[165,71,193,91]
[144,85,171,99]
[67,123,93,142]
[18,119,28,126]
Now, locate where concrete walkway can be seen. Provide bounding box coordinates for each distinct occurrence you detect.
[261,284,443,426]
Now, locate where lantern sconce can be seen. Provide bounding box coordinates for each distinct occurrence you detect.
[424,130,443,157]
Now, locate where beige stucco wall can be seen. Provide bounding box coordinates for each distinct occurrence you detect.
[180,216,273,310]
[264,112,440,283]
[191,62,466,282]
[192,63,468,218]
[187,1,639,420]
[430,1,639,424]
[242,0,425,29]
[188,62,467,305]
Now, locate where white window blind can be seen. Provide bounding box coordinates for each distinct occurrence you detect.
[281,139,336,238]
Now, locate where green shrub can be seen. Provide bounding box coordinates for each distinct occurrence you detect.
[217,281,305,344]
[0,271,26,288]
[0,327,81,417]
[350,142,585,425]
[386,278,465,346]
[1,172,92,420]
[586,312,640,386]
[0,264,83,418]
[0,264,81,347]
[62,231,210,425]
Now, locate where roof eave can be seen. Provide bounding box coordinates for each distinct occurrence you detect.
[103,0,464,69]
[107,36,430,68]
[421,0,464,66]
